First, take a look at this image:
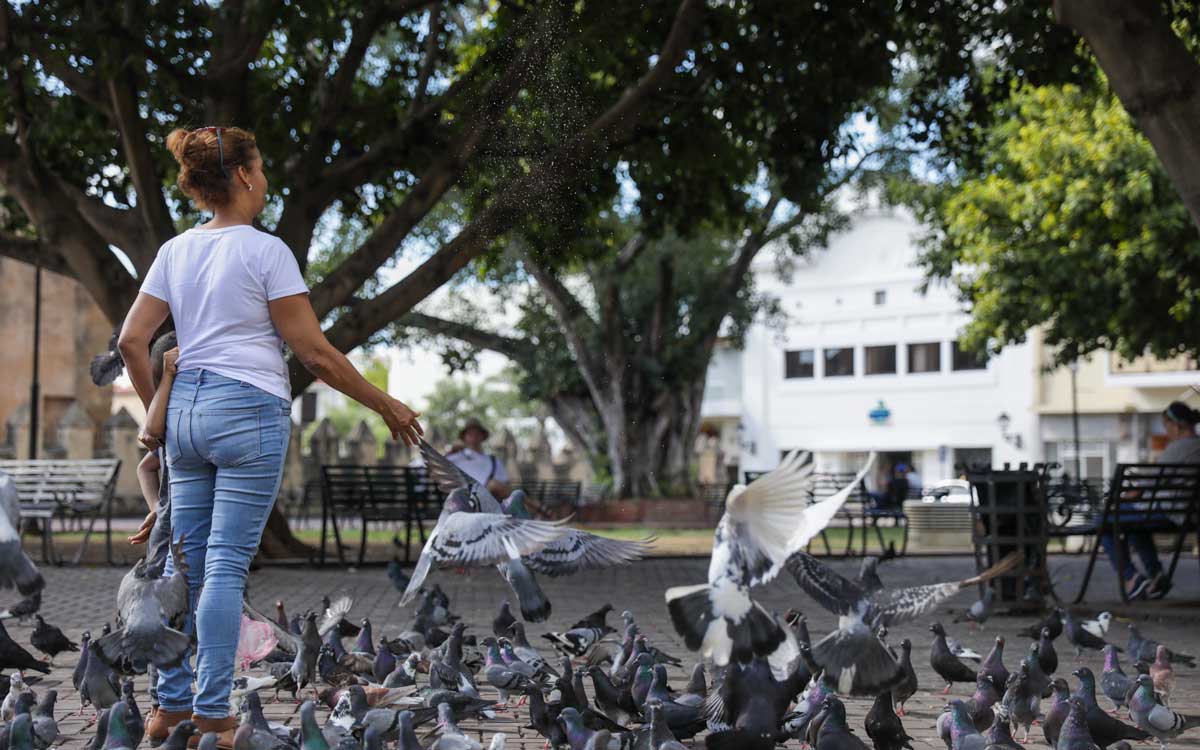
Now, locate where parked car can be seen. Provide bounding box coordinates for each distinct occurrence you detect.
[920,479,974,504]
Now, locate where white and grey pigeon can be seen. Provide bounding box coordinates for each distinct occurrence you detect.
[785,548,1019,694]
[408,439,652,622]
[1081,612,1113,641]
[0,472,44,599]
[665,451,875,670]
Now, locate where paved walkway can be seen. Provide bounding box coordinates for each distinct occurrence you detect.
[8,554,1200,750]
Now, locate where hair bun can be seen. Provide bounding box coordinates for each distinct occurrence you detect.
[165,128,196,164]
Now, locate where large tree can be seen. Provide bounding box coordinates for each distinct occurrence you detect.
[905,75,1200,365]
[0,0,794,550]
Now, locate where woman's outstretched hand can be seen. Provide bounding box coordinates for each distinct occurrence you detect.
[380,396,424,447]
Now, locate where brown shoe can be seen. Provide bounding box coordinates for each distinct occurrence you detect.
[146,708,194,745]
[188,716,238,750]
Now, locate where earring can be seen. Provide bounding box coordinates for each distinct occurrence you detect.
[247,185,253,192]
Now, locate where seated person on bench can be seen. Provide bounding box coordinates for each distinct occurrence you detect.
[1100,401,1200,600]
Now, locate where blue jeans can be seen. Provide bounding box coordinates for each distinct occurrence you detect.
[158,369,291,718]
[1099,530,1163,581]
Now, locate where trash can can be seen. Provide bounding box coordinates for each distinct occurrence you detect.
[965,463,1055,609]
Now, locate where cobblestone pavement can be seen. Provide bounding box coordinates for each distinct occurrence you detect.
[9,554,1200,750]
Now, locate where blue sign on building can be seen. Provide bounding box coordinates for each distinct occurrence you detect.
[869,400,891,425]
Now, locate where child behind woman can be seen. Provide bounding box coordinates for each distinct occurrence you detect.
[131,332,178,547]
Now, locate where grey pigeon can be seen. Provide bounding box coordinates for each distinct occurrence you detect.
[95,536,191,671]
[1024,645,1052,699]
[892,639,918,715]
[1001,663,1041,742]
[121,681,144,749]
[939,678,997,745]
[979,637,1009,693]
[1018,609,1063,641]
[785,547,1016,697]
[7,713,35,750]
[930,623,978,693]
[482,637,535,704]
[31,689,58,749]
[290,613,322,700]
[959,588,995,628]
[984,708,1024,750]
[1038,627,1059,675]
[81,640,121,710]
[0,473,44,599]
[493,601,516,638]
[1071,667,1149,748]
[815,696,869,750]
[1064,611,1109,657]
[1100,646,1134,713]
[431,702,482,750]
[857,558,885,594]
[544,626,613,659]
[1126,624,1195,667]
[1128,674,1200,748]
[1058,698,1100,750]
[104,701,136,750]
[865,690,913,750]
[1044,679,1071,747]
[570,603,614,631]
[944,700,986,750]
[666,452,871,669]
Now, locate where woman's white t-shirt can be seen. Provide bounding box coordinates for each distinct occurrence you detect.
[139,225,309,401]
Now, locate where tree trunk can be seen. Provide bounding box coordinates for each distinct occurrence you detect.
[1053,0,1200,233]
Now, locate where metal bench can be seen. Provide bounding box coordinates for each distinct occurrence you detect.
[517,479,582,521]
[0,458,120,565]
[1071,462,1200,603]
[319,465,438,567]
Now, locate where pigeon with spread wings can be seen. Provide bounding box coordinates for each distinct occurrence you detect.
[407,440,652,621]
[664,451,875,668]
[784,549,1020,695]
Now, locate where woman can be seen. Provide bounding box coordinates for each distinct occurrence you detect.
[1099,401,1200,600]
[118,126,423,748]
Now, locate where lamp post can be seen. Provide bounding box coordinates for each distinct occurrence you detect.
[28,260,41,460]
[1069,360,1081,482]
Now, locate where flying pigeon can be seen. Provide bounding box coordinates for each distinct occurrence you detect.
[666,451,875,669]
[784,551,1018,695]
[94,536,191,672]
[0,473,44,600]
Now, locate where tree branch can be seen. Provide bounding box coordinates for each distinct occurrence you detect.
[105,70,176,249]
[0,232,75,278]
[287,0,706,394]
[396,311,536,363]
[47,174,156,271]
[413,3,444,109]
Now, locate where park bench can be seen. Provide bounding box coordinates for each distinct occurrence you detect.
[319,465,438,567]
[518,479,582,520]
[1067,462,1200,603]
[0,458,120,565]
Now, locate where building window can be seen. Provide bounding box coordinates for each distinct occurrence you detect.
[824,347,855,377]
[874,289,886,306]
[952,340,988,370]
[907,342,941,373]
[784,349,814,379]
[864,345,896,375]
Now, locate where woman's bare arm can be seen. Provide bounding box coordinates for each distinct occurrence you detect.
[269,293,424,446]
[118,293,171,409]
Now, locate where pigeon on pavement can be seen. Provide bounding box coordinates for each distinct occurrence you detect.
[1071,667,1150,748]
[931,623,979,694]
[1127,624,1195,668]
[1128,674,1200,748]
[958,588,995,629]
[979,637,1009,694]
[1044,678,1071,747]
[1149,646,1174,705]
[1100,646,1134,714]
[1064,611,1111,657]
[865,689,913,750]
[1081,613,1114,641]
[30,615,78,662]
[1017,609,1063,641]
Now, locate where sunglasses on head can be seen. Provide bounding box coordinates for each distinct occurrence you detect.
[198,126,229,178]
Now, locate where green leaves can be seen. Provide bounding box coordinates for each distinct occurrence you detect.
[912,71,1200,365]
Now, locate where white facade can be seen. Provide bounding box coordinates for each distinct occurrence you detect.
[701,208,1038,487]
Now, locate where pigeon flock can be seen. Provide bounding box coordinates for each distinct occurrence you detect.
[0,446,1197,750]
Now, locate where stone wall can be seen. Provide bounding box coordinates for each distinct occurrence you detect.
[0,258,114,458]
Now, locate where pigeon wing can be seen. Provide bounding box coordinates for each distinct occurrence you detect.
[867,582,963,627]
[523,532,655,577]
[784,551,866,616]
[242,597,300,654]
[418,440,503,513]
[426,514,566,567]
[317,594,355,638]
[722,451,875,587]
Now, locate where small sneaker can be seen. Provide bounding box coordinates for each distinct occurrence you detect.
[1146,572,1173,600]
[1125,574,1150,600]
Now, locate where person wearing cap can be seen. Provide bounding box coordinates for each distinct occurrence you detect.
[447,417,512,498]
[1099,400,1200,599]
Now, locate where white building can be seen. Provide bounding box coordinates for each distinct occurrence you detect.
[700,207,1038,490]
